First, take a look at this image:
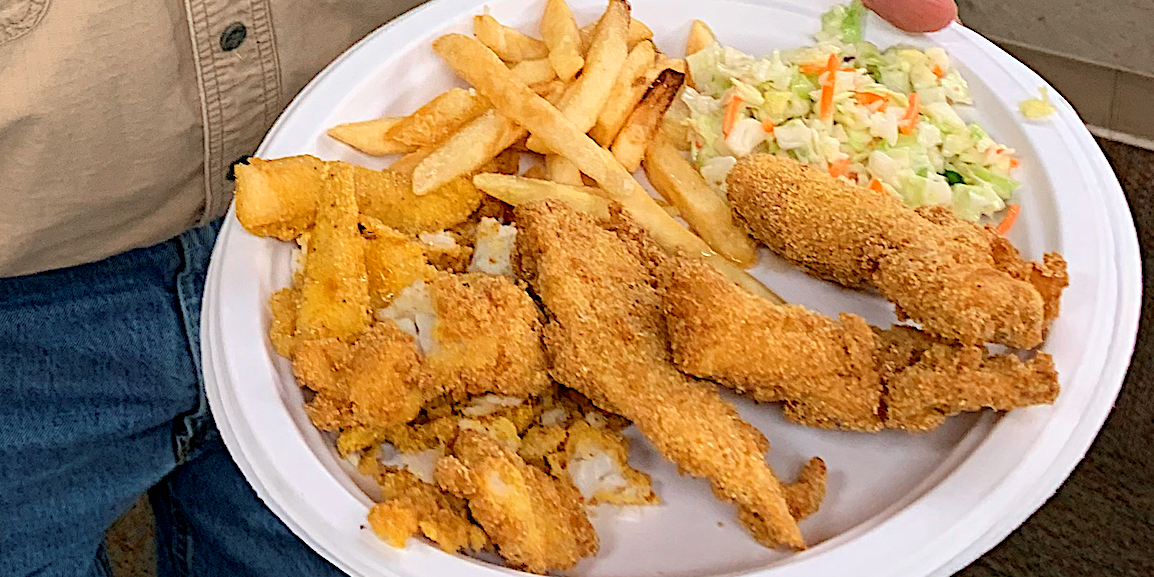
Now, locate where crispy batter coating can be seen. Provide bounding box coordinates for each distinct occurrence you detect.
[782,457,827,521]
[345,322,429,428]
[296,163,371,342]
[726,154,1067,349]
[661,255,1060,431]
[561,420,658,505]
[435,431,598,573]
[361,218,437,309]
[514,199,805,549]
[876,326,1060,431]
[268,286,301,358]
[365,464,488,553]
[662,256,883,431]
[426,273,551,399]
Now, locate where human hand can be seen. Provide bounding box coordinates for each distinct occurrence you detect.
[863,0,959,33]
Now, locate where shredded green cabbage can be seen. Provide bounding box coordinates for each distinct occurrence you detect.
[680,1,1020,220]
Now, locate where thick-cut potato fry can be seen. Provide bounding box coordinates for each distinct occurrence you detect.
[510,58,557,85]
[541,0,584,81]
[526,0,629,153]
[473,15,549,61]
[653,54,688,75]
[473,173,610,220]
[589,40,656,146]
[612,69,685,172]
[685,20,717,56]
[297,163,370,341]
[412,110,527,194]
[235,155,325,239]
[327,118,414,156]
[643,136,758,266]
[579,16,652,50]
[411,83,564,195]
[546,155,583,186]
[660,93,691,150]
[431,33,640,199]
[390,145,434,176]
[384,88,489,148]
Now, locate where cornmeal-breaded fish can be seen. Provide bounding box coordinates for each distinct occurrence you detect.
[363,462,488,554]
[515,199,806,549]
[726,154,1068,349]
[662,255,1060,431]
[435,431,598,573]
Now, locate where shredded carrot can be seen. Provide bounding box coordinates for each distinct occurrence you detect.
[932,64,945,79]
[1009,157,1020,169]
[854,92,889,112]
[799,63,826,74]
[995,205,1021,235]
[761,117,775,133]
[899,92,920,134]
[869,179,885,193]
[829,157,851,178]
[722,95,742,138]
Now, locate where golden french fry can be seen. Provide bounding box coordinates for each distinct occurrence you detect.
[384,88,489,148]
[431,33,640,199]
[579,16,652,50]
[390,145,435,176]
[525,0,629,153]
[546,155,583,185]
[473,173,610,220]
[541,0,584,81]
[654,54,687,75]
[685,19,717,56]
[643,136,758,266]
[589,40,656,146]
[510,58,558,85]
[473,14,549,61]
[660,93,691,150]
[412,110,527,194]
[327,118,414,156]
[297,163,370,341]
[612,69,685,172]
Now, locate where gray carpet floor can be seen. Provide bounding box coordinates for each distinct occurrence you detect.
[105,139,1154,576]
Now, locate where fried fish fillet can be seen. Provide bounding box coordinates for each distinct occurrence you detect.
[726,154,1068,349]
[514,199,805,549]
[662,255,1060,431]
[435,431,598,573]
[363,462,488,554]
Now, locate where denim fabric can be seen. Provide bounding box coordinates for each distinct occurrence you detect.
[0,221,345,577]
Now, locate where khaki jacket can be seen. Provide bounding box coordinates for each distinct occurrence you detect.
[0,0,425,276]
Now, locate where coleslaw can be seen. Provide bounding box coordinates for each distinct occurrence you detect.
[682,0,1020,220]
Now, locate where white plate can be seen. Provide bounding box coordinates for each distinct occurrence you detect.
[202,1,1142,576]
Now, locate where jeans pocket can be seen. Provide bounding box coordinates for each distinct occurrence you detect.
[0,0,50,46]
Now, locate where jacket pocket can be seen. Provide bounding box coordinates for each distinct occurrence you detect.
[1,0,50,46]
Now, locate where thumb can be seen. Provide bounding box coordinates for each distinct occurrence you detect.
[862,0,958,33]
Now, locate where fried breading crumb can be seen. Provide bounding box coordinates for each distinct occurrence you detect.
[782,457,827,521]
[562,420,658,505]
[365,464,487,553]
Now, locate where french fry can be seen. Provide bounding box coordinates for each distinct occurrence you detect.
[297,163,370,341]
[473,15,549,61]
[541,0,584,81]
[430,33,640,199]
[660,94,692,150]
[653,54,687,75]
[384,88,489,148]
[642,135,758,266]
[525,0,629,153]
[510,58,558,85]
[685,19,717,56]
[390,144,436,176]
[611,69,685,172]
[411,110,526,193]
[546,155,583,185]
[473,173,610,220]
[589,40,656,146]
[579,16,652,50]
[327,118,414,156]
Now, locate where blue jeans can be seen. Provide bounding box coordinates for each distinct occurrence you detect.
[0,221,345,577]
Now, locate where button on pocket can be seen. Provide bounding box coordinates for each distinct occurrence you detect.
[0,0,50,46]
